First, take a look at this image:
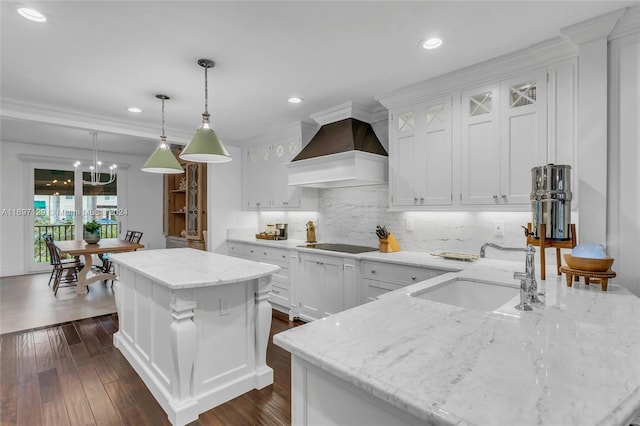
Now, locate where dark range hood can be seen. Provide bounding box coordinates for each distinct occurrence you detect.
[286,103,389,188]
[291,118,388,161]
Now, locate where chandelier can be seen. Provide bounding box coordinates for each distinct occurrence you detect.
[74,131,117,186]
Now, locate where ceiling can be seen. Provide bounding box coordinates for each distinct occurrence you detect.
[1,1,636,157]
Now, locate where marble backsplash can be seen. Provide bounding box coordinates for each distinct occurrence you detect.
[246,184,578,264]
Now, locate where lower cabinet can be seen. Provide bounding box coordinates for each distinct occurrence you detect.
[292,252,357,322]
[258,246,291,313]
[360,260,446,303]
[227,242,291,315]
[227,241,449,321]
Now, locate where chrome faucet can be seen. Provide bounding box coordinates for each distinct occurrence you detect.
[479,242,542,310]
[480,242,528,258]
[513,245,542,311]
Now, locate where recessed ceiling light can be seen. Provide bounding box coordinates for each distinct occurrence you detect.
[128,107,142,113]
[288,97,303,104]
[422,37,443,50]
[17,7,47,23]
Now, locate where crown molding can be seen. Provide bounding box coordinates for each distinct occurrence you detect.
[377,35,578,110]
[609,5,640,40]
[309,101,385,125]
[1,98,193,143]
[561,8,626,45]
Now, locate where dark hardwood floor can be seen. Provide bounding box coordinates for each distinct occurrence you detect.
[0,310,303,426]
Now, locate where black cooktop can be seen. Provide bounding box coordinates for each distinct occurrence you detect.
[297,243,378,254]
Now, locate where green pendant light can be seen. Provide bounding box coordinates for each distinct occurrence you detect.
[180,59,232,163]
[142,95,185,174]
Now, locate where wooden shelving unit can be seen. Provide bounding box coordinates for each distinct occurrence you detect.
[163,145,207,250]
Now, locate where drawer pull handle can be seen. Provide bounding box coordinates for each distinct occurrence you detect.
[272,289,280,294]
[316,261,324,265]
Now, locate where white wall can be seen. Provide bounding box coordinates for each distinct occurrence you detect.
[207,145,257,254]
[0,140,163,276]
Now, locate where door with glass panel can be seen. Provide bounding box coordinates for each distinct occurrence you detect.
[33,168,76,268]
[32,168,118,269]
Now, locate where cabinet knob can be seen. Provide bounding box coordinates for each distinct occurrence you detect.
[420,197,424,203]
[501,195,507,201]
[411,276,417,281]
[282,255,286,259]
[250,250,254,253]
[316,261,324,265]
[371,270,376,274]
[493,195,498,201]
[264,252,267,256]
[414,197,418,202]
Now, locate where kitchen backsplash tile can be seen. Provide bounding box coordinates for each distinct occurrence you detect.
[254,185,579,265]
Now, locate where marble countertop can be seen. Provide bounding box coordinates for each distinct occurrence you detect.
[110,248,280,289]
[227,237,471,269]
[273,258,640,426]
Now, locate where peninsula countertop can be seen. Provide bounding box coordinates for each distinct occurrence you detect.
[273,257,640,426]
[110,247,280,289]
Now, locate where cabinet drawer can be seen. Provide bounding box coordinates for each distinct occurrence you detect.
[270,282,290,306]
[361,261,444,285]
[260,247,290,266]
[227,242,259,259]
[363,278,403,302]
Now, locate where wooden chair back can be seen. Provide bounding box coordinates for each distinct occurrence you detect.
[125,230,143,244]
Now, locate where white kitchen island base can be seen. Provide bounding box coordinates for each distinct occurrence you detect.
[110,248,279,426]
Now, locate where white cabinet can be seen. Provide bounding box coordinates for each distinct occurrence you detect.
[247,139,304,209]
[244,122,318,210]
[460,69,547,206]
[226,241,259,260]
[390,96,453,207]
[292,252,358,322]
[360,260,446,303]
[226,241,292,314]
[258,246,291,313]
[386,67,552,211]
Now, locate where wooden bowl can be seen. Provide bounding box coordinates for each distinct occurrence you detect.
[564,254,614,272]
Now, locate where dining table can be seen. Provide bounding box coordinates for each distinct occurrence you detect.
[54,238,144,294]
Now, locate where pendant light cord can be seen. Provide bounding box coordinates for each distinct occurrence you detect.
[203,65,209,115]
[161,97,166,138]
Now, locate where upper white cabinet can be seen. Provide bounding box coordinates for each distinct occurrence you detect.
[461,69,547,206]
[380,37,578,211]
[244,122,318,210]
[390,96,453,207]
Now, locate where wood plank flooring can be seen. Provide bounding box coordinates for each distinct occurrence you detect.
[0,310,303,426]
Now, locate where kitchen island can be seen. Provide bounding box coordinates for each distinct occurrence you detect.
[274,257,640,426]
[109,248,280,426]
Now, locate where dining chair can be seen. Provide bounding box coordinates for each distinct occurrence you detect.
[42,234,84,295]
[101,230,143,283]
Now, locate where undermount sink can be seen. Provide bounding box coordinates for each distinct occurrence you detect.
[410,278,519,312]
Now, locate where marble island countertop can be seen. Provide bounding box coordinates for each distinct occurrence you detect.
[273,257,640,426]
[110,247,280,289]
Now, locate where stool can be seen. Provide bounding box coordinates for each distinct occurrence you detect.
[559,266,616,292]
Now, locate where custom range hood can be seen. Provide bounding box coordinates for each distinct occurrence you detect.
[287,102,388,188]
